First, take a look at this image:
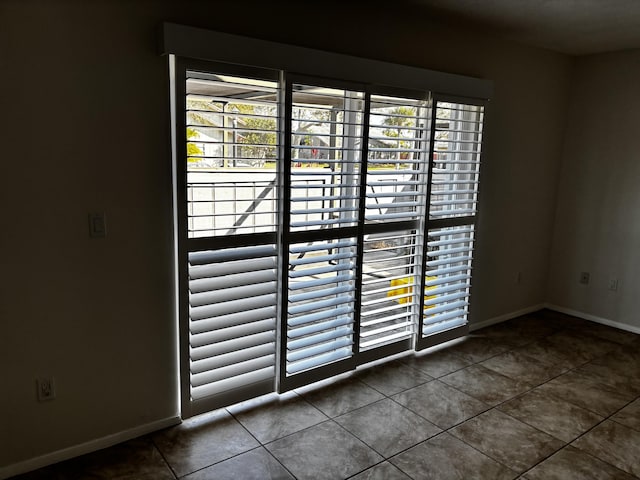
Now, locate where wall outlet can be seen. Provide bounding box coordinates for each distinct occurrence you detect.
[36,377,56,402]
[608,278,618,291]
[579,272,590,285]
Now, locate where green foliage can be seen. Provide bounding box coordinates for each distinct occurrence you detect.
[228,103,277,162]
[381,106,417,152]
[187,127,203,163]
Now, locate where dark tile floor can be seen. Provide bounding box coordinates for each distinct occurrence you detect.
[12,309,640,479]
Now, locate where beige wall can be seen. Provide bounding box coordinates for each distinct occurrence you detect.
[547,50,640,331]
[0,0,572,471]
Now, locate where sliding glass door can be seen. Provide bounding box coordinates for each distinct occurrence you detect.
[173,58,486,417]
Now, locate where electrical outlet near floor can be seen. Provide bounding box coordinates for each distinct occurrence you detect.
[36,377,56,402]
[579,272,590,285]
[608,278,619,291]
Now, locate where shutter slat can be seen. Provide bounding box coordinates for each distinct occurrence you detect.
[360,310,412,323]
[190,281,277,307]
[360,331,412,349]
[424,308,467,326]
[289,272,355,291]
[423,316,467,335]
[425,274,471,287]
[190,330,276,361]
[360,322,413,338]
[289,284,355,303]
[290,239,355,253]
[288,327,353,351]
[190,293,277,320]
[191,367,275,400]
[288,316,353,339]
[286,347,353,374]
[288,305,354,327]
[424,291,468,306]
[191,342,275,374]
[190,257,276,280]
[190,306,276,334]
[191,354,275,387]
[289,252,352,266]
[427,256,472,268]
[288,294,355,316]
[189,245,278,265]
[288,261,354,278]
[426,264,470,277]
[191,318,275,348]
[190,269,276,293]
[427,247,473,258]
[427,282,471,297]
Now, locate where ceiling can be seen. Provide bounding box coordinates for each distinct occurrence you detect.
[410,0,640,55]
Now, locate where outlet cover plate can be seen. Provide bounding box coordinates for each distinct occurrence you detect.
[37,377,56,402]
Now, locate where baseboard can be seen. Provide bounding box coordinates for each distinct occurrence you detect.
[469,303,546,332]
[0,415,181,480]
[544,303,640,335]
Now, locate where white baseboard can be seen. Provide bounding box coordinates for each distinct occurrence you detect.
[0,415,181,480]
[469,304,546,332]
[544,304,640,335]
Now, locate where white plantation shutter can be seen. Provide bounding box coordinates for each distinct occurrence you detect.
[280,80,365,390]
[417,98,485,349]
[365,94,429,223]
[422,226,474,335]
[188,245,277,400]
[359,232,420,350]
[285,239,357,375]
[359,94,430,354]
[288,83,364,231]
[169,28,493,417]
[429,101,483,220]
[174,56,488,414]
[179,65,281,415]
[186,72,280,238]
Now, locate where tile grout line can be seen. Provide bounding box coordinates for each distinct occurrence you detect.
[224,406,301,479]
[148,435,180,480]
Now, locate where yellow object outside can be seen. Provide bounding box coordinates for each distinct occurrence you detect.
[387,276,437,308]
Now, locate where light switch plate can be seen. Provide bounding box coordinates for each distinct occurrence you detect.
[88,212,107,238]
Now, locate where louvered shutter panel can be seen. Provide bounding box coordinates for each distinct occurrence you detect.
[359,95,430,353]
[189,245,277,400]
[365,95,429,224]
[186,72,279,237]
[422,226,474,335]
[286,239,357,374]
[183,69,281,414]
[418,99,484,348]
[280,82,365,389]
[288,83,364,231]
[429,101,483,220]
[177,60,488,411]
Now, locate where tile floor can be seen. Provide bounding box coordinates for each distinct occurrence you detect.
[12,309,640,479]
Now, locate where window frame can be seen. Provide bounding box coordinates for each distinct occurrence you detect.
[166,25,491,418]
